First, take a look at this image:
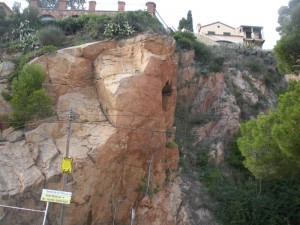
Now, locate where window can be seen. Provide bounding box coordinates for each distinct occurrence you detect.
[223,32,231,36]
[40,15,55,22]
[207,31,215,35]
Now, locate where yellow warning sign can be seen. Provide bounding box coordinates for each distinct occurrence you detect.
[41,189,72,204]
[61,157,72,174]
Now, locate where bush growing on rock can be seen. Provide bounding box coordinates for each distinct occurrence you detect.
[54,16,85,35]
[38,25,65,46]
[9,64,55,127]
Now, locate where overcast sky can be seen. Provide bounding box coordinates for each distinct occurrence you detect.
[4,0,290,49]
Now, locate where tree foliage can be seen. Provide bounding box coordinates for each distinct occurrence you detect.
[10,64,54,127]
[237,81,300,179]
[203,165,300,225]
[186,10,193,32]
[0,6,9,41]
[178,10,194,32]
[274,0,300,73]
[3,5,41,48]
[272,81,300,165]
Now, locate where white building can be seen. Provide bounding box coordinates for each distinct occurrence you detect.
[196,21,265,48]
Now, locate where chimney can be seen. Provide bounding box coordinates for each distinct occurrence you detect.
[146,2,156,16]
[89,1,96,11]
[59,0,67,10]
[118,1,125,12]
[29,0,39,8]
[196,23,202,33]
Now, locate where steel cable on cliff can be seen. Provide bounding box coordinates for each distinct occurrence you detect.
[1,113,238,133]
[0,116,168,133]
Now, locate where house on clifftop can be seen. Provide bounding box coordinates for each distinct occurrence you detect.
[28,0,156,21]
[196,21,265,48]
[0,2,12,17]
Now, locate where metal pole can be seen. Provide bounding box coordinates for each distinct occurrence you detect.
[65,109,73,161]
[130,208,135,225]
[60,109,74,225]
[42,202,49,225]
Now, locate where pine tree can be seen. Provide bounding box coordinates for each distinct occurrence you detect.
[237,81,300,179]
[274,0,300,73]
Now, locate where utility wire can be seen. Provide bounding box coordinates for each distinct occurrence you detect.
[0,204,45,213]
[0,118,168,133]
[0,114,238,134]
[0,111,238,123]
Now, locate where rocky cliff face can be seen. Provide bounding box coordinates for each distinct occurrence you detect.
[175,47,284,224]
[0,34,180,225]
[177,48,283,159]
[0,35,284,225]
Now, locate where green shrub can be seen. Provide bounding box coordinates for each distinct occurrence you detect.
[1,91,12,102]
[55,16,85,35]
[192,40,212,62]
[115,10,165,35]
[79,14,112,39]
[210,56,225,72]
[2,42,20,54]
[38,25,65,46]
[173,31,212,63]
[38,45,57,54]
[173,31,195,50]
[246,58,262,73]
[262,73,273,87]
[173,31,196,41]
[202,164,300,225]
[10,64,55,127]
[166,141,177,148]
[175,36,193,50]
[8,56,29,83]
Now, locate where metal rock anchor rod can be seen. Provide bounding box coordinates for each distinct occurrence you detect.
[60,108,78,225]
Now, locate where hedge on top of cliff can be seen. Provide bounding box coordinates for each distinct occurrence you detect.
[1,7,166,53]
[54,10,166,40]
[172,31,212,63]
